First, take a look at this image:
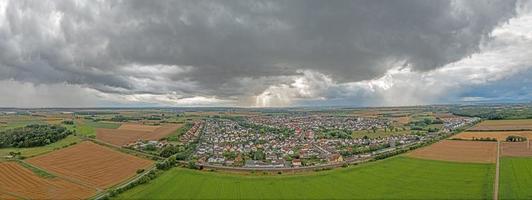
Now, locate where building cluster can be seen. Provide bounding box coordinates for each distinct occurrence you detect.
[247,115,389,132]
[180,121,204,143]
[188,115,479,168]
[126,140,169,151]
[442,117,481,131]
[192,115,440,168]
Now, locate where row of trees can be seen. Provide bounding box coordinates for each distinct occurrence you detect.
[506,135,527,142]
[0,124,73,148]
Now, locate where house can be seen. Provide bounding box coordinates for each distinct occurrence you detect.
[328,153,344,163]
[292,159,302,167]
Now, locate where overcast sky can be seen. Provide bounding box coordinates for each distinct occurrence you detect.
[0,0,531,107]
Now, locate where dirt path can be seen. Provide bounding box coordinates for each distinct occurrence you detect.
[494,141,500,200]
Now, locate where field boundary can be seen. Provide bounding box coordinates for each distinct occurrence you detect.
[494,141,500,200]
[0,189,28,200]
[466,129,532,132]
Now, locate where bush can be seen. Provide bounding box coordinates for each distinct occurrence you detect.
[506,135,527,142]
[156,156,177,170]
[62,120,74,125]
[108,170,159,197]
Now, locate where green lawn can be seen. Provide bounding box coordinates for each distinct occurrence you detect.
[115,157,494,200]
[0,135,81,159]
[500,157,532,200]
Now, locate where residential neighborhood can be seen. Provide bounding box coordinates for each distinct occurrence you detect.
[180,115,479,168]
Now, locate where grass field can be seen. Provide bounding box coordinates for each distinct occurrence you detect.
[115,157,494,200]
[0,135,81,158]
[0,120,46,131]
[500,157,532,200]
[85,121,121,129]
[74,121,121,137]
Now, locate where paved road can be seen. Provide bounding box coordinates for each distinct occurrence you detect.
[494,141,500,200]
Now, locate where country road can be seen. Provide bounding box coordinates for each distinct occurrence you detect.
[494,141,500,200]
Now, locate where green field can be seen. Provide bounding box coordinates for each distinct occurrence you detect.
[0,120,46,131]
[116,157,494,199]
[500,157,532,200]
[84,121,121,129]
[73,121,121,137]
[0,135,81,159]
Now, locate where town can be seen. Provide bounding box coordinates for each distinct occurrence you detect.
[180,115,480,168]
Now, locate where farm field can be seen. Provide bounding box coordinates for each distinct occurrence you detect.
[96,129,150,146]
[26,141,153,189]
[501,142,532,157]
[73,120,122,137]
[468,119,532,131]
[115,157,494,200]
[0,135,81,159]
[85,121,122,129]
[407,140,497,163]
[451,131,532,141]
[0,162,96,199]
[499,157,532,200]
[118,123,161,131]
[97,124,181,146]
[0,116,46,131]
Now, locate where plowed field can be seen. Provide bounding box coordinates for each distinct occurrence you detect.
[97,124,181,146]
[468,119,532,131]
[0,162,96,199]
[501,142,532,157]
[408,140,497,163]
[118,123,161,132]
[27,141,153,189]
[451,131,532,141]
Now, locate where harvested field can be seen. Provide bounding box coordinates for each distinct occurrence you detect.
[97,124,181,146]
[118,123,161,132]
[501,142,532,157]
[451,131,532,141]
[393,116,410,124]
[469,119,532,131]
[27,141,153,189]
[96,129,150,146]
[0,193,18,199]
[147,124,182,140]
[0,162,96,199]
[408,140,497,163]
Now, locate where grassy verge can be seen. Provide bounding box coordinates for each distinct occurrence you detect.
[17,160,56,179]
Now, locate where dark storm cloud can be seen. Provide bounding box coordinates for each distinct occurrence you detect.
[0,0,517,99]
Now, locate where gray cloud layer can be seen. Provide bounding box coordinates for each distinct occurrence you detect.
[0,0,519,105]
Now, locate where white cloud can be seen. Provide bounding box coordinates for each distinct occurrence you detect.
[256,6,532,107]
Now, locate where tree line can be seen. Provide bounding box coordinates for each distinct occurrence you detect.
[0,124,73,148]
